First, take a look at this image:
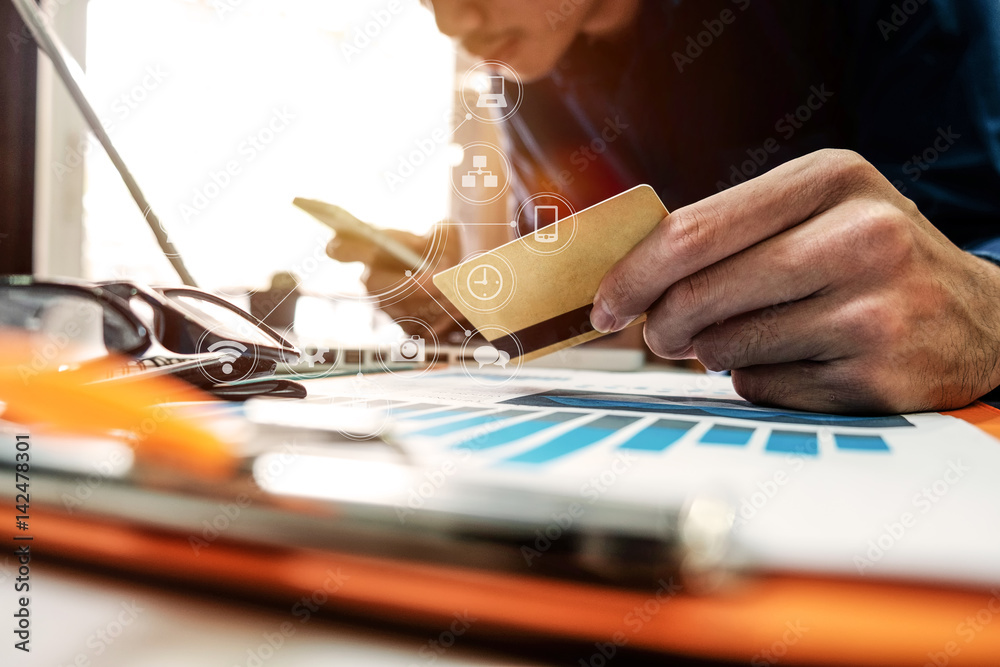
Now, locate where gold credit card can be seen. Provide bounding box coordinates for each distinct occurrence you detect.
[433,185,669,362]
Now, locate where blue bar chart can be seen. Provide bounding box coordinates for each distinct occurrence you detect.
[388,391,894,465]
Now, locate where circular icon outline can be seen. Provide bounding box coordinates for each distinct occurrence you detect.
[513,193,579,257]
[195,326,262,385]
[336,373,394,442]
[316,222,452,315]
[460,60,524,125]
[460,325,524,387]
[465,263,505,301]
[452,252,516,314]
[373,317,441,379]
[273,323,344,381]
[451,141,511,206]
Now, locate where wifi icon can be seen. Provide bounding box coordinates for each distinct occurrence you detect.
[207,340,248,375]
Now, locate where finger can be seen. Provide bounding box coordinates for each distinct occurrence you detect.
[327,236,380,265]
[641,201,865,358]
[432,312,463,338]
[328,229,429,270]
[731,360,898,414]
[593,149,884,332]
[687,294,854,371]
[366,266,413,295]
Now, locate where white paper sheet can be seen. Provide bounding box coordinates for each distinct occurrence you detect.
[302,367,1000,588]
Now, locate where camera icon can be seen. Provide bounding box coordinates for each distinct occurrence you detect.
[390,335,426,363]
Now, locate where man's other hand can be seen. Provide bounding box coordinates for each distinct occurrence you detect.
[326,223,466,336]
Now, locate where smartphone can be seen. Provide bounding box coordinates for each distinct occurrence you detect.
[533,205,560,243]
[293,197,425,271]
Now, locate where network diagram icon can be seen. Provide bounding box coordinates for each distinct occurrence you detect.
[461,155,499,189]
[452,142,511,205]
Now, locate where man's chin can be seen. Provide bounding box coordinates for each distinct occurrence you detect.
[501,55,559,83]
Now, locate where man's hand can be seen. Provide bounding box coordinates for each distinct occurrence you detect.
[326,223,466,336]
[591,149,1000,414]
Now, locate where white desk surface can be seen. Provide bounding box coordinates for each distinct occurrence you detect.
[4,562,546,667]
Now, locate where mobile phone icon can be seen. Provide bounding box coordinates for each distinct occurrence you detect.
[533,205,559,243]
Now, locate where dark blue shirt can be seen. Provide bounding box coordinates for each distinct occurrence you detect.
[504,0,1000,250]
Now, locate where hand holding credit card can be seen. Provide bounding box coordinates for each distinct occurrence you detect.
[433,185,668,362]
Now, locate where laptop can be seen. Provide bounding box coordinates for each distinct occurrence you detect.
[477,75,508,108]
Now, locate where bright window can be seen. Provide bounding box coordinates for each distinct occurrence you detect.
[82,0,456,315]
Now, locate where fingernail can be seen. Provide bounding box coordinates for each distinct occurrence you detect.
[591,301,616,333]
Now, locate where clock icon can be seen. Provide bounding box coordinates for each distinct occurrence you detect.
[466,263,504,300]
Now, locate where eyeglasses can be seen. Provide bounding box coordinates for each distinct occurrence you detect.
[0,276,304,397]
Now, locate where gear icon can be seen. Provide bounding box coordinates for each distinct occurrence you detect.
[295,347,330,368]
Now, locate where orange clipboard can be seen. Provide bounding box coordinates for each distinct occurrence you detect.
[29,401,1000,667]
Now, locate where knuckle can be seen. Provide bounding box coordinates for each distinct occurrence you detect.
[642,322,669,358]
[602,265,644,312]
[732,368,788,407]
[814,148,879,200]
[663,270,707,316]
[837,298,882,346]
[695,315,772,372]
[873,307,908,349]
[643,320,683,359]
[842,200,914,268]
[837,363,900,414]
[693,335,727,372]
[663,205,721,262]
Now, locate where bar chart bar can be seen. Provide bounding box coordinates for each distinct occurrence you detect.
[391,403,452,415]
[402,407,484,422]
[766,430,819,456]
[620,419,695,452]
[700,425,754,446]
[455,412,584,452]
[409,410,529,438]
[507,416,639,464]
[834,434,890,452]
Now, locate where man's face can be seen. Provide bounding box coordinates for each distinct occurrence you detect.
[427,0,636,82]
